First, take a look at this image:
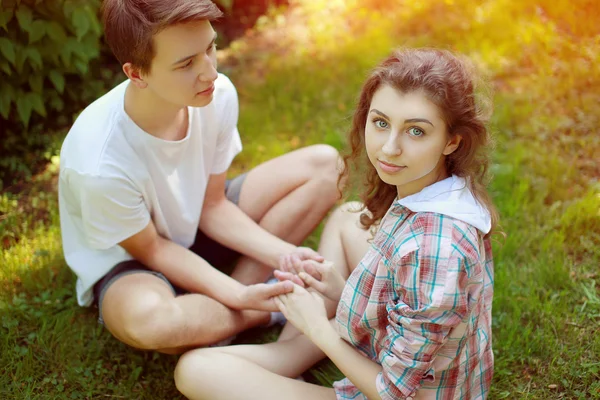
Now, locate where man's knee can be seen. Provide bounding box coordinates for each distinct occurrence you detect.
[105,291,182,350]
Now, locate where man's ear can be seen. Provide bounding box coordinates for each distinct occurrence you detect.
[443,134,462,155]
[122,62,148,89]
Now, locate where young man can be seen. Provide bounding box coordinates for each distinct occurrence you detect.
[58,0,340,354]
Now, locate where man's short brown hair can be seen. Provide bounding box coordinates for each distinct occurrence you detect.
[102,0,223,73]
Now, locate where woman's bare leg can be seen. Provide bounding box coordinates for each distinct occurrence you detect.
[278,201,373,341]
[175,334,336,400]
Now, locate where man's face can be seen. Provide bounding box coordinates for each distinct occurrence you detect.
[142,19,218,108]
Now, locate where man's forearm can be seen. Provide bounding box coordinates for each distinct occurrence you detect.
[199,198,295,268]
[144,237,246,308]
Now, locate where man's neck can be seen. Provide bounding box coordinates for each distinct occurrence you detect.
[124,84,188,141]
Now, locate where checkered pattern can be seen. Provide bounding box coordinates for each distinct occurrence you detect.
[333,203,494,400]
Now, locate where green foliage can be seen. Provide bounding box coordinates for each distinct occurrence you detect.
[0,0,119,190]
[1,0,599,398]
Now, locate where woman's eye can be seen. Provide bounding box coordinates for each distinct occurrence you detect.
[408,127,424,137]
[374,119,389,129]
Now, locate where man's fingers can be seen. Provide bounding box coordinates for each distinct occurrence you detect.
[264,281,294,298]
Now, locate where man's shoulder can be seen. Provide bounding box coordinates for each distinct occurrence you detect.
[61,80,133,175]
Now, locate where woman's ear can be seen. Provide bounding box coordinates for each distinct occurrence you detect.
[122,62,148,89]
[443,134,462,155]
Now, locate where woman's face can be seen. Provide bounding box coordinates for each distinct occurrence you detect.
[364,85,461,198]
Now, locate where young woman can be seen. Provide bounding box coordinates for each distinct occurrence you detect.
[174,48,498,400]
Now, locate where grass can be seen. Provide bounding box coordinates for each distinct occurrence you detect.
[1,0,599,398]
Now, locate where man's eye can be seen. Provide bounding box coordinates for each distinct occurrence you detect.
[179,60,193,69]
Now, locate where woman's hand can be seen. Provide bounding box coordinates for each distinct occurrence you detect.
[297,260,346,303]
[274,284,330,340]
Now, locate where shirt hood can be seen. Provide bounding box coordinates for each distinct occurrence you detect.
[396,175,492,234]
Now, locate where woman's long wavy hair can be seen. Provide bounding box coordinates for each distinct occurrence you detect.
[340,48,499,236]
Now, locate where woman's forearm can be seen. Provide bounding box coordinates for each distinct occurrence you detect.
[312,323,383,400]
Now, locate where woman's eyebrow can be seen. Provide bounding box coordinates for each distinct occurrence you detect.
[369,110,434,127]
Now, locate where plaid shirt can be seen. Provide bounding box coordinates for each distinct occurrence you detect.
[333,203,494,400]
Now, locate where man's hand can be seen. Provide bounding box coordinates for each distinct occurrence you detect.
[279,246,324,274]
[235,280,294,312]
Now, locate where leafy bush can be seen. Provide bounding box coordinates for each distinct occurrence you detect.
[0,0,118,189]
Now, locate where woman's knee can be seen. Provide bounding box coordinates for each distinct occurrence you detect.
[174,349,226,398]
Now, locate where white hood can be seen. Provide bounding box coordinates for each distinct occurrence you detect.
[396,175,492,234]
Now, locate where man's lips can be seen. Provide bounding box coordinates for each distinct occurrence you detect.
[197,84,215,95]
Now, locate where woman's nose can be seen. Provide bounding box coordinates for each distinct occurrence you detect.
[381,135,402,156]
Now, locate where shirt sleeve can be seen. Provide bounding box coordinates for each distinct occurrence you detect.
[75,172,150,250]
[211,75,243,174]
[376,214,472,400]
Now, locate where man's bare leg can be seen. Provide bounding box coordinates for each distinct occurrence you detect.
[230,144,342,285]
[100,273,271,354]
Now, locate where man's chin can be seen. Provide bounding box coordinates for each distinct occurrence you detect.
[189,94,214,108]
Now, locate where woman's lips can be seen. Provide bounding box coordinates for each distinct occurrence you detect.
[378,160,405,174]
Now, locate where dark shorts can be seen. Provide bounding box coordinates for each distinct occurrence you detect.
[93,173,247,323]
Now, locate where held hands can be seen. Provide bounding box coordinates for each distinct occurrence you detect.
[274,284,330,339]
[275,260,346,303]
[279,246,324,275]
[237,280,294,312]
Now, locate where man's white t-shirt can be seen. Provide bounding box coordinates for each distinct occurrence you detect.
[58,73,242,306]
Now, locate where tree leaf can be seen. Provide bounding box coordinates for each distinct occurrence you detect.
[49,92,64,112]
[29,74,43,93]
[27,48,42,69]
[0,9,14,31]
[15,6,33,32]
[28,92,46,117]
[47,21,67,42]
[71,7,90,39]
[16,93,32,127]
[28,20,46,44]
[0,37,16,65]
[14,48,27,73]
[0,59,11,75]
[0,85,14,119]
[48,69,65,93]
[74,59,88,75]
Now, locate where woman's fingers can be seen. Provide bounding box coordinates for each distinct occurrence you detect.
[299,272,326,293]
[274,269,305,287]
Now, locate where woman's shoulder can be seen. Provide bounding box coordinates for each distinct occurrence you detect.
[393,211,482,259]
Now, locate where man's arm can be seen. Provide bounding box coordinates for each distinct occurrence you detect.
[199,172,297,269]
[118,220,291,311]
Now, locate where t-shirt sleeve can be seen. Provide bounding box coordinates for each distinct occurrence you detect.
[211,75,243,174]
[75,172,151,250]
[376,214,473,400]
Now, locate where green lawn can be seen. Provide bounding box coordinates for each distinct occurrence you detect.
[1,0,599,398]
